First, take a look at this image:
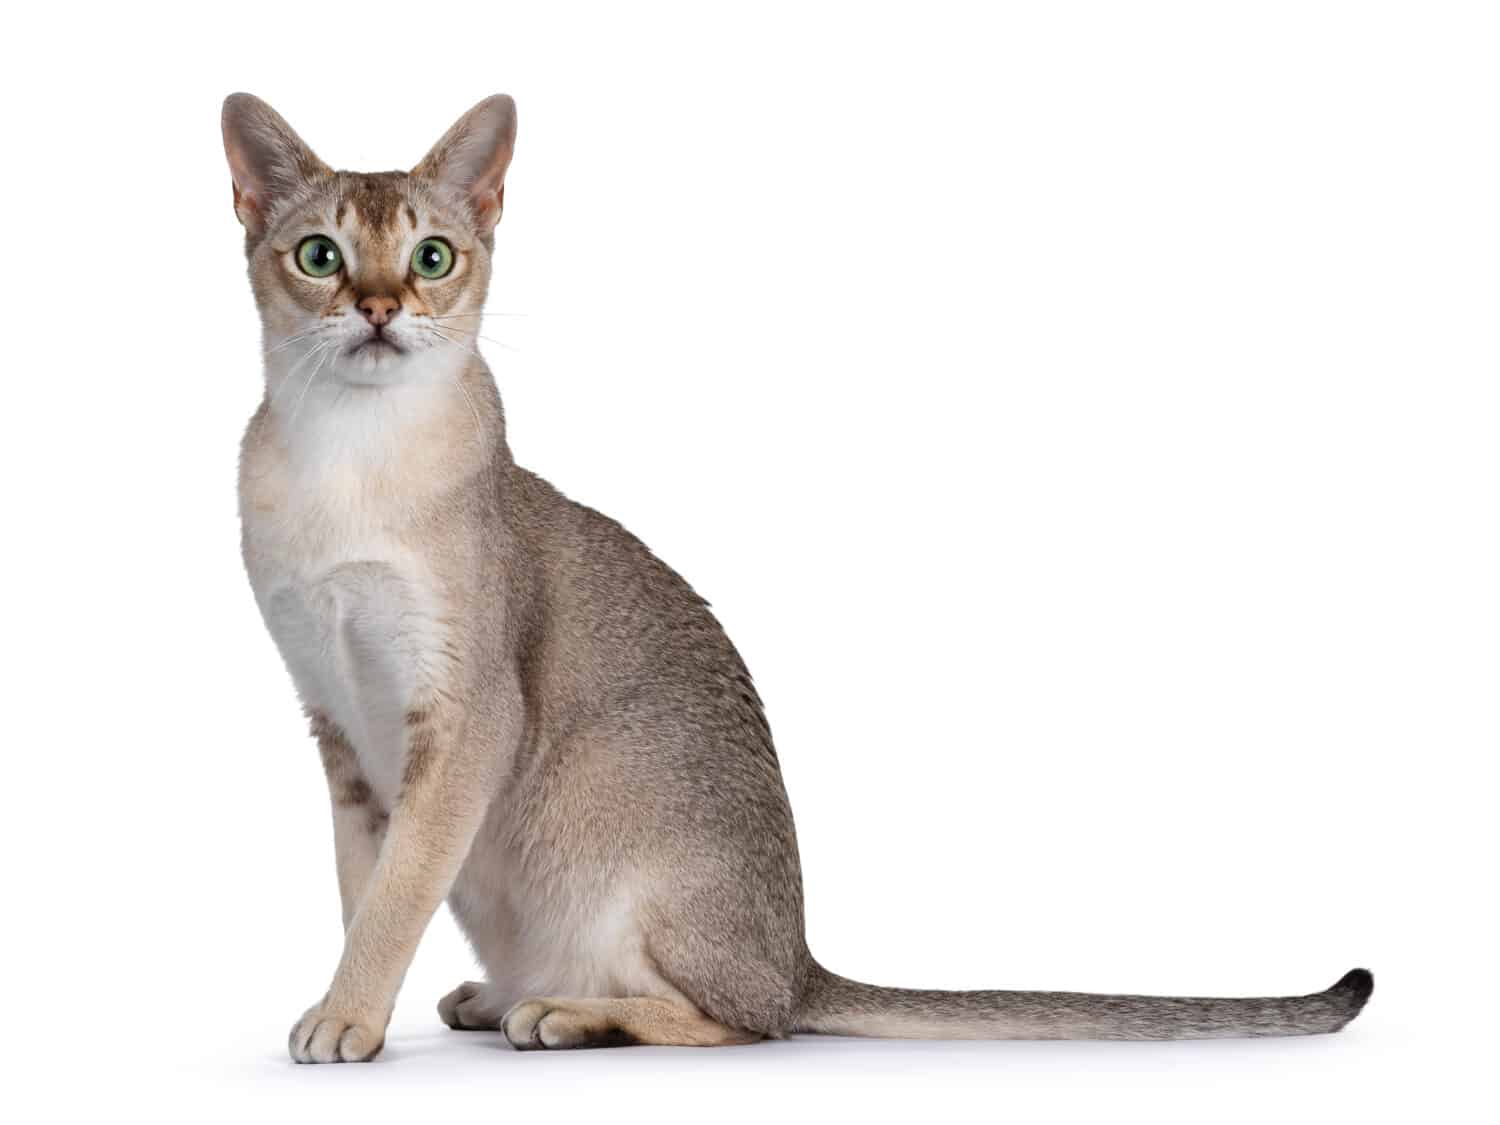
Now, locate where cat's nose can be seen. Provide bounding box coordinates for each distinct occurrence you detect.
[357,296,400,327]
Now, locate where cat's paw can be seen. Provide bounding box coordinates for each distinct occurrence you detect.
[438,980,508,1031]
[501,998,636,1050]
[288,1001,385,1063]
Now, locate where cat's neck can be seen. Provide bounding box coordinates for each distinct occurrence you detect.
[249,351,508,508]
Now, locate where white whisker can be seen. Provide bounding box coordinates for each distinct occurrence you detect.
[429,312,527,319]
[422,330,487,446]
[285,342,337,431]
[428,327,485,361]
[268,340,334,412]
[265,327,329,356]
[449,371,485,446]
[433,324,518,352]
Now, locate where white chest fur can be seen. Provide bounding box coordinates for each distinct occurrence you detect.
[241,377,475,806]
[255,554,442,806]
[243,448,454,807]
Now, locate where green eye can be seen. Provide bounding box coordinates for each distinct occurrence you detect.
[412,238,455,279]
[296,236,342,278]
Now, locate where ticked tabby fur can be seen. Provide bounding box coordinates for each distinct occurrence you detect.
[223,93,1372,1062]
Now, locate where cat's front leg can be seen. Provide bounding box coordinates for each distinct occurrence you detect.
[308,711,385,929]
[289,691,511,1063]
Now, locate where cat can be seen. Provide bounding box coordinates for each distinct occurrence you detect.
[223,92,1372,1063]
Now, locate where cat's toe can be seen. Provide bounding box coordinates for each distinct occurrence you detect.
[439,981,507,1030]
[288,1002,385,1063]
[501,998,551,1048]
[501,998,635,1050]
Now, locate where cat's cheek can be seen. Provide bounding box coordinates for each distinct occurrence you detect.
[420,274,485,316]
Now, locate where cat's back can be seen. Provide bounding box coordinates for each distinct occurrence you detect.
[499,463,802,919]
[506,465,759,692]
[503,465,782,784]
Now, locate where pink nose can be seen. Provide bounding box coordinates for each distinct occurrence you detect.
[358,296,400,326]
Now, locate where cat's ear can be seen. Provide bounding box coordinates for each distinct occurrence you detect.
[412,95,517,234]
[221,93,331,237]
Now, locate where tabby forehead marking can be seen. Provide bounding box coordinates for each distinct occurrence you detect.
[343,172,412,235]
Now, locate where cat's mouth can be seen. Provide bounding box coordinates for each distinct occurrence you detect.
[347,334,405,358]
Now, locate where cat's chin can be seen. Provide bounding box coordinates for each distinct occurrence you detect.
[339,368,406,388]
[336,342,414,386]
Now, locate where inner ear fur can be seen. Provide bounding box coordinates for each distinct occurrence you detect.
[411,94,518,234]
[221,93,332,237]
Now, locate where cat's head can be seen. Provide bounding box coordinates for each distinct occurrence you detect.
[221,93,515,388]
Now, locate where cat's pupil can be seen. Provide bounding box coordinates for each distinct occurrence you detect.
[419,246,441,271]
[310,244,332,267]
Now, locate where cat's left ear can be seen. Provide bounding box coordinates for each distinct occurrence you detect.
[221,93,331,238]
[412,95,517,234]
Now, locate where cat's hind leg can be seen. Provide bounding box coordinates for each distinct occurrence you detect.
[500,997,759,1049]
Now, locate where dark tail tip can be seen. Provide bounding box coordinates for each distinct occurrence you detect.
[1328,968,1374,1025]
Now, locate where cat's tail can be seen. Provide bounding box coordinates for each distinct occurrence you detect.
[790,963,1373,1040]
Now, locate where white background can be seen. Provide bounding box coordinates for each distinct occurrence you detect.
[2,1,1495,1120]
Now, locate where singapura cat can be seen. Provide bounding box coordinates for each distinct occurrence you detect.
[223,92,1372,1063]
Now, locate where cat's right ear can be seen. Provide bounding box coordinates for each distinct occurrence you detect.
[221,93,331,238]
